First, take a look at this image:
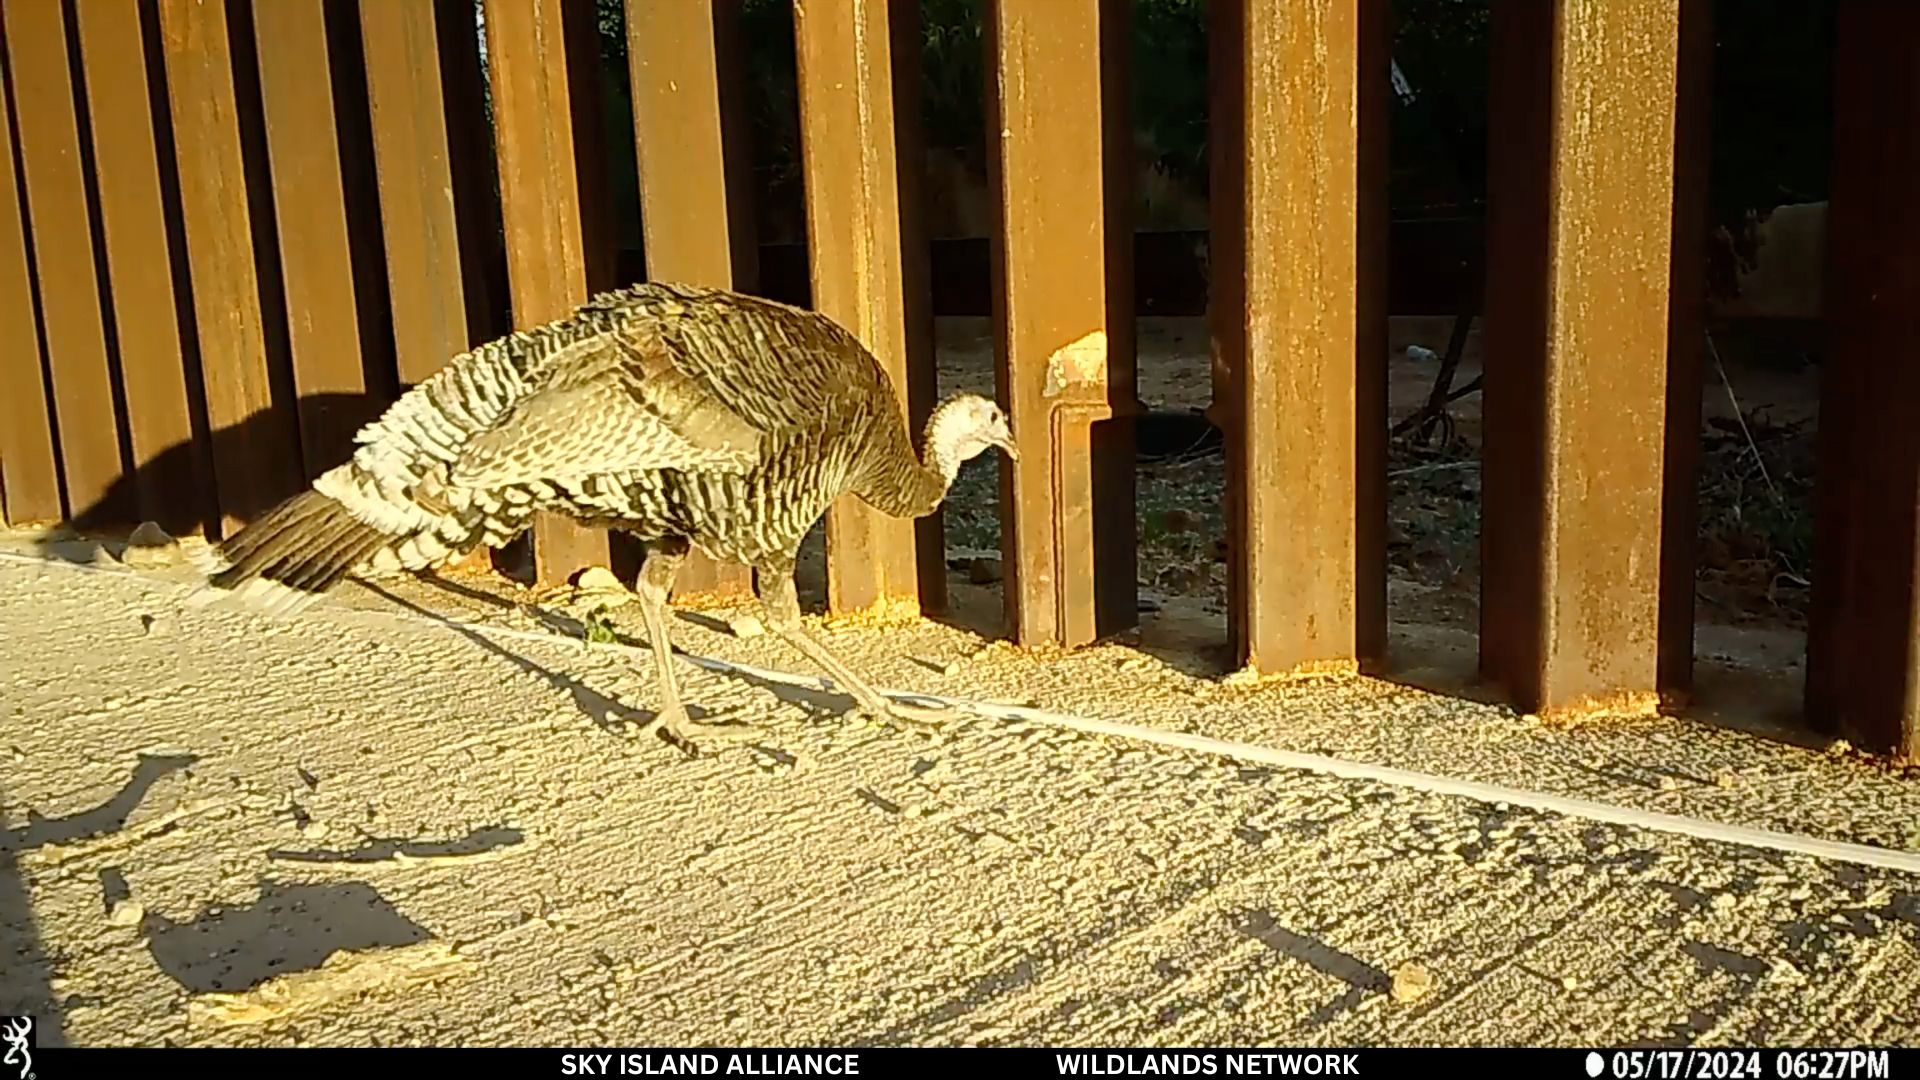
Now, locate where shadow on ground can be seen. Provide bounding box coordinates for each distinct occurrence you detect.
[140,880,430,995]
[0,799,65,1048]
[0,757,199,1048]
[405,574,882,725]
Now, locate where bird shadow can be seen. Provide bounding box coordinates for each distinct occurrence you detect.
[0,754,199,855]
[353,581,686,744]
[360,579,807,753]
[404,573,871,726]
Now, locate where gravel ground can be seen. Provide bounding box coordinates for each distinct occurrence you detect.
[1,531,1916,1048]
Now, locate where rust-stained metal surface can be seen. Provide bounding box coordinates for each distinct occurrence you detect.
[627,0,759,604]
[0,51,57,524]
[1805,3,1920,760]
[4,0,127,525]
[794,0,944,619]
[359,0,478,387]
[0,18,62,527]
[158,0,301,534]
[73,0,208,534]
[1656,0,1714,701]
[482,0,610,584]
[1208,0,1389,677]
[1481,0,1681,716]
[252,0,372,477]
[984,0,1137,648]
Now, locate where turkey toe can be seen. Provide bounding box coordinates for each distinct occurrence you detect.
[860,697,954,733]
[639,707,760,752]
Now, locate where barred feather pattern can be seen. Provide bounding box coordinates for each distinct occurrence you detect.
[202,281,950,607]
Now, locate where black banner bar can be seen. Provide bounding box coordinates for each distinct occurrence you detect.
[23,1046,1917,1078]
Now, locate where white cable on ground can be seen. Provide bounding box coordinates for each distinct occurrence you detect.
[5,546,1920,877]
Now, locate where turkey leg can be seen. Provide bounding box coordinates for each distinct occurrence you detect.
[632,538,759,750]
[755,564,952,733]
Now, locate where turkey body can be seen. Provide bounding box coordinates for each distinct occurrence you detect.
[300,280,929,584]
[199,280,999,753]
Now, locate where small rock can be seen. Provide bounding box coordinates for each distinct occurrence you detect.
[574,566,623,591]
[728,614,767,639]
[939,658,963,676]
[1390,962,1434,1003]
[107,900,144,927]
[968,557,1003,585]
[572,566,633,605]
[120,521,180,569]
[140,613,167,636]
[301,821,329,841]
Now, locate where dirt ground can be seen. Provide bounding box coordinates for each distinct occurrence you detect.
[2,521,1917,1048]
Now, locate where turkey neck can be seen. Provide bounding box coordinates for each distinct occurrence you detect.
[852,407,961,520]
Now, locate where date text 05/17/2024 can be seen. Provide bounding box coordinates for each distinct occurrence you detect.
[1590,1050,1891,1080]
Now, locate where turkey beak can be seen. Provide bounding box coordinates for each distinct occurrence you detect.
[993,428,1019,462]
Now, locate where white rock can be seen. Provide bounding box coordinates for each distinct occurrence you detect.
[1390,962,1434,1003]
[108,900,145,927]
[728,614,767,639]
[121,522,181,569]
[572,566,633,605]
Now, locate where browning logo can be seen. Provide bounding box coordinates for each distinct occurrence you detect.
[0,1016,31,1080]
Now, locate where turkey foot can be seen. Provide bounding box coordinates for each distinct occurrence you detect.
[632,541,759,754]
[636,705,761,753]
[756,566,951,736]
[856,696,953,733]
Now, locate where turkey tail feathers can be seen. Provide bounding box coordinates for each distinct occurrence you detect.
[187,490,389,618]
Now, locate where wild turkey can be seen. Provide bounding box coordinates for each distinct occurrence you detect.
[194,281,1017,751]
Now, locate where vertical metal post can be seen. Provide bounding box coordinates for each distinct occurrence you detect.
[627,0,761,604]
[984,0,1137,647]
[1209,0,1389,677]
[1805,2,1920,759]
[794,0,942,620]
[483,0,612,584]
[1480,0,1682,716]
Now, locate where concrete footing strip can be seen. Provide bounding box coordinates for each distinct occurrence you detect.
[5,547,1919,877]
[414,610,1920,878]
